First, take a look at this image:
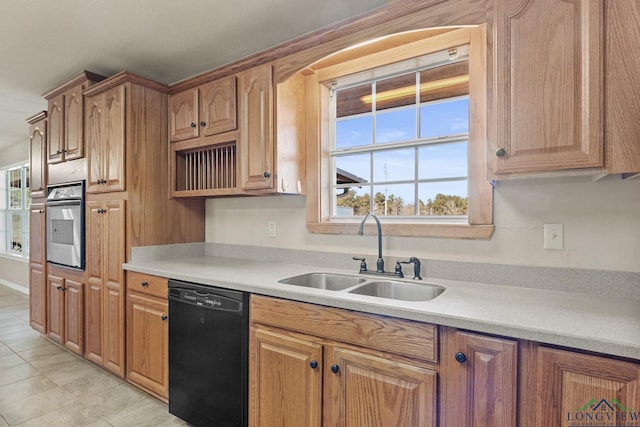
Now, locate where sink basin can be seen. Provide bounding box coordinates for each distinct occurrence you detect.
[348,280,445,301]
[278,273,366,290]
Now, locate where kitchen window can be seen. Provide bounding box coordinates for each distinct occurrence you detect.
[305,26,494,238]
[330,48,470,221]
[0,164,30,257]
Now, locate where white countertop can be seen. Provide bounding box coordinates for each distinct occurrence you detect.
[124,255,640,360]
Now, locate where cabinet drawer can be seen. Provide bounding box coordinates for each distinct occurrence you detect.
[126,271,168,299]
[250,295,438,363]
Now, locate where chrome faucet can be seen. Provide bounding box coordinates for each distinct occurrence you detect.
[358,213,385,273]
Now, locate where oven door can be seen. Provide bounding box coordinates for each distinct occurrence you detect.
[46,201,84,269]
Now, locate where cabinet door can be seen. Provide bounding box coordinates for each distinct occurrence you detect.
[201,76,237,137]
[440,328,518,427]
[47,94,64,164]
[169,88,199,142]
[29,119,47,198]
[126,292,169,399]
[29,264,46,334]
[102,200,125,377]
[324,346,437,427]
[86,96,105,193]
[64,279,84,355]
[102,86,125,192]
[492,0,603,175]
[64,84,86,161]
[29,204,45,265]
[250,327,322,427]
[240,64,274,190]
[604,0,640,174]
[47,275,65,345]
[536,346,640,427]
[85,273,103,365]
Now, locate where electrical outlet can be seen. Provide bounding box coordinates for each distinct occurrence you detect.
[544,224,563,250]
[268,221,277,238]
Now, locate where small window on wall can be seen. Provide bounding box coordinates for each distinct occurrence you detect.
[0,164,30,257]
[330,47,470,222]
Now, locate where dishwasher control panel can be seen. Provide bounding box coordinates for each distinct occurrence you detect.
[169,287,243,312]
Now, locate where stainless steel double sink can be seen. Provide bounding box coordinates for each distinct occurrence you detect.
[278,272,444,302]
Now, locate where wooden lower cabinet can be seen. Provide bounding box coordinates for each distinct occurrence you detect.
[46,273,84,355]
[126,272,169,401]
[249,295,438,427]
[533,346,640,427]
[29,264,46,334]
[440,327,518,427]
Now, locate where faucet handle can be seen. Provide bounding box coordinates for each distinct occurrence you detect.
[399,257,423,280]
[352,257,367,273]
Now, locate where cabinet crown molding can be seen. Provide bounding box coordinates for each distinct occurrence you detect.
[43,70,106,100]
[85,71,170,96]
[26,110,47,124]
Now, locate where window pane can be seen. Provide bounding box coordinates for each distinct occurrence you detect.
[335,154,370,185]
[376,72,416,111]
[10,213,23,252]
[418,142,468,180]
[372,149,414,182]
[336,83,372,117]
[373,184,415,216]
[375,108,416,144]
[418,181,468,216]
[335,186,370,216]
[9,189,22,209]
[420,97,469,138]
[420,61,469,103]
[336,116,372,149]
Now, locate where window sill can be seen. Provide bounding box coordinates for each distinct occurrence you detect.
[0,252,29,263]
[306,222,494,239]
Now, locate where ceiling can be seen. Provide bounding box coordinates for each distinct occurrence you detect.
[0,0,387,153]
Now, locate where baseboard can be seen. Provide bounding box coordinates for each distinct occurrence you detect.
[0,279,29,295]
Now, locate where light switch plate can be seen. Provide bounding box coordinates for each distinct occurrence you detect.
[268,221,277,238]
[544,224,563,250]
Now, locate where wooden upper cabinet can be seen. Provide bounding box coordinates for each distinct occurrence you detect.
[169,88,199,142]
[440,327,518,427]
[45,71,104,165]
[535,346,640,426]
[604,0,640,174]
[86,85,125,193]
[240,64,274,190]
[27,112,47,198]
[491,0,603,176]
[169,76,237,142]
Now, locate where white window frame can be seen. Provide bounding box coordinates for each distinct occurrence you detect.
[328,47,470,223]
[0,163,30,258]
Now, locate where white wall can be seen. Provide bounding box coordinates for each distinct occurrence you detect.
[206,175,640,273]
[0,143,29,168]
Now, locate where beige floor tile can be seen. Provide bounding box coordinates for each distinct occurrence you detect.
[0,362,40,387]
[0,323,33,339]
[0,353,24,371]
[28,350,82,373]
[0,327,39,343]
[43,359,106,387]
[79,383,149,419]
[0,386,75,425]
[104,398,178,427]
[0,415,8,426]
[61,367,123,398]
[14,340,64,362]
[1,334,52,353]
[14,403,105,427]
[0,375,58,406]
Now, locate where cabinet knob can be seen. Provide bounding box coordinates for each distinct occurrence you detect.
[56,286,63,291]
[330,364,339,374]
[309,360,318,369]
[200,121,206,127]
[455,352,467,363]
[190,122,197,128]
[263,171,270,178]
[161,314,168,321]
[495,147,506,158]
[141,281,149,287]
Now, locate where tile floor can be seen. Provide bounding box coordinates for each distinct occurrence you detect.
[0,284,188,426]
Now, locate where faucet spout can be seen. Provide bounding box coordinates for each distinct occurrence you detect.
[359,213,384,273]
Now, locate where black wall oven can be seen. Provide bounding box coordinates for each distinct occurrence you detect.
[46,181,85,270]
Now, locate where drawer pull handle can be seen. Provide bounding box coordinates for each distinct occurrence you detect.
[330,364,339,374]
[190,122,196,128]
[200,121,206,127]
[161,314,168,321]
[141,281,149,287]
[455,352,467,363]
[309,360,318,369]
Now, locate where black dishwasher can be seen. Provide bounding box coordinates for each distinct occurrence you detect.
[168,279,248,427]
